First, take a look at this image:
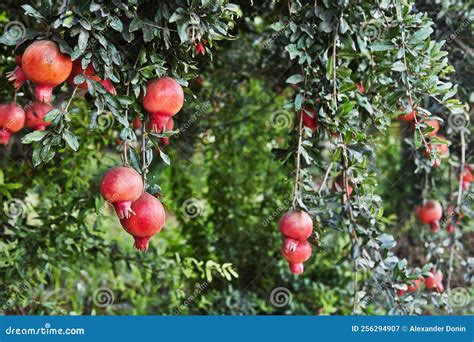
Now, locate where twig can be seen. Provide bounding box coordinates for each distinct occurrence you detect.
[317,161,334,195]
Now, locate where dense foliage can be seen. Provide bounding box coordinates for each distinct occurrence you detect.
[0,0,472,315]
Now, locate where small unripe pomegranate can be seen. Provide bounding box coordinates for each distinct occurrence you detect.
[6,54,26,89]
[398,109,416,122]
[160,118,175,146]
[397,276,423,296]
[299,108,318,132]
[355,82,365,93]
[281,239,312,275]
[416,200,443,232]
[100,166,144,219]
[279,210,313,247]
[424,269,444,292]
[0,103,25,144]
[424,119,440,136]
[22,40,72,103]
[120,192,166,251]
[143,77,184,132]
[25,101,52,131]
[332,174,353,196]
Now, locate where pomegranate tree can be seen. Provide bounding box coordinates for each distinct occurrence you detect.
[100,166,144,219]
[0,103,25,144]
[21,40,72,103]
[142,77,184,132]
[120,192,166,251]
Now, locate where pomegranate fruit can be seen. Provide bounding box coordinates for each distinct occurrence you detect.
[462,166,472,190]
[100,166,144,219]
[332,174,353,196]
[279,210,313,246]
[447,223,455,234]
[398,109,416,122]
[0,103,25,145]
[355,82,365,93]
[22,40,72,103]
[142,77,184,132]
[281,239,312,275]
[25,101,53,131]
[424,269,444,293]
[66,59,100,90]
[299,108,318,132]
[416,200,443,232]
[132,117,142,130]
[424,119,440,136]
[120,192,166,251]
[397,276,423,296]
[6,54,26,89]
[160,118,175,146]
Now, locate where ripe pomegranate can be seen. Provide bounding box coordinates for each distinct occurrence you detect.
[462,166,472,191]
[6,54,26,89]
[424,119,440,136]
[424,269,444,293]
[355,82,365,93]
[120,192,166,251]
[100,166,144,219]
[132,117,142,130]
[25,101,52,131]
[22,40,72,103]
[332,174,353,196]
[299,108,318,132]
[416,200,443,232]
[0,103,25,145]
[281,239,312,275]
[67,60,100,90]
[397,276,423,296]
[142,77,184,132]
[279,210,313,251]
[398,109,416,122]
[160,118,175,146]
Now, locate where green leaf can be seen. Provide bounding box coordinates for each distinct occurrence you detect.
[110,16,123,32]
[414,129,422,149]
[63,131,79,151]
[391,61,407,72]
[408,27,433,45]
[369,41,396,51]
[286,74,304,84]
[22,130,47,144]
[159,150,170,165]
[43,109,62,122]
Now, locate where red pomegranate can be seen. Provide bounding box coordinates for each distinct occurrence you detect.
[22,40,72,103]
[100,166,144,219]
[447,223,455,234]
[142,77,184,132]
[120,192,166,251]
[66,60,100,90]
[281,239,312,275]
[424,269,444,293]
[398,109,416,122]
[355,82,365,93]
[6,54,26,89]
[299,108,318,132]
[397,276,423,296]
[0,103,25,145]
[160,118,175,146]
[332,174,353,196]
[416,200,443,232]
[25,101,53,131]
[279,210,313,250]
[462,166,472,190]
[424,119,440,136]
[132,117,142,130]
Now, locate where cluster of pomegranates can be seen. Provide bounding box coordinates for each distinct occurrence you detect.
[397,269,444,296]
[398,107,449,167]
[279,210,314,275]
[100,76,184,251]
[0,39,116,145]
